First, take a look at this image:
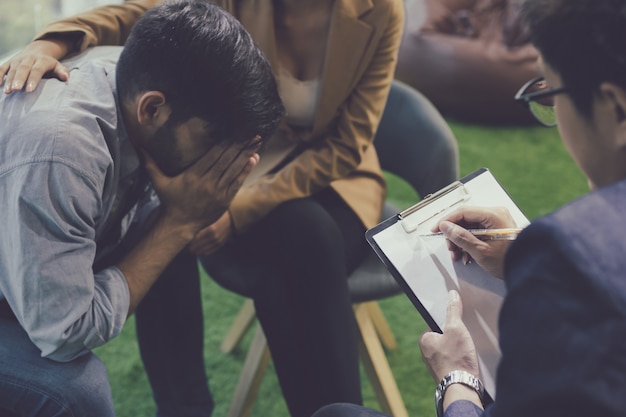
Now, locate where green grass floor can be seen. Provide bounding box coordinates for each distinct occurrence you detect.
[94,120,589,417]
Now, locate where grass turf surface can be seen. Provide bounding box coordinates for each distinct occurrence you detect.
[94,120,589,417]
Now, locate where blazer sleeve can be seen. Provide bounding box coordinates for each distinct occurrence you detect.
[34,0,161,51]
[229,0,404,232]
[34,0,235,50]
[482,219,626,417]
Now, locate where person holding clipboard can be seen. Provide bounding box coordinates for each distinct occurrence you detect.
[313,0,626,416]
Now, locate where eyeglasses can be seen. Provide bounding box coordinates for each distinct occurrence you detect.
[514,77,568,127]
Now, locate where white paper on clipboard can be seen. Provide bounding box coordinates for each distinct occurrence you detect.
[366,168,529,401]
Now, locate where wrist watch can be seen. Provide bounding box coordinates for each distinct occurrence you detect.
[435,370,484,417]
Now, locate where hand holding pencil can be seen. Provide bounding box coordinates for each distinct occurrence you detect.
[431,206,521,279]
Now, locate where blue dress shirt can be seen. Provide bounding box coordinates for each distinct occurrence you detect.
[0,47,143,362]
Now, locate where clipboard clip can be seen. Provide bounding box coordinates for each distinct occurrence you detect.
[398,181,469,233]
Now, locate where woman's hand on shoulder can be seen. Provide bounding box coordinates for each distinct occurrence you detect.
[1,39,71,94]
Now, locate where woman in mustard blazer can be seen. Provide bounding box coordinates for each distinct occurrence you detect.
[1,1,459,416]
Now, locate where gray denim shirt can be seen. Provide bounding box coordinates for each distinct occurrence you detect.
[0,47,143,362]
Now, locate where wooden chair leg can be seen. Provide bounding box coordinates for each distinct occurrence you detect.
[222,300,407,417]
[221,299,256,353]
[354,303,409,417]
[227,324,272,417]
[363,301,398,350]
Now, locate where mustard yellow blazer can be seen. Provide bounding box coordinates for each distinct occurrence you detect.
[39,0,404,232]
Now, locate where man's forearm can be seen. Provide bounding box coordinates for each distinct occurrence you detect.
[116,213,198,314]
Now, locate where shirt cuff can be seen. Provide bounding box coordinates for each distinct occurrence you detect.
[445,400,484,417]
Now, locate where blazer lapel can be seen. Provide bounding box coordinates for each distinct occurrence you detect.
[235,0,375,137]
[313,0,375,134]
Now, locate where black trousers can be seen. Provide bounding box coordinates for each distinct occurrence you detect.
[210,188,367,417]
[136,188,367,417]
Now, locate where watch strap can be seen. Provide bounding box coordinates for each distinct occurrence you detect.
[435,370,484,417]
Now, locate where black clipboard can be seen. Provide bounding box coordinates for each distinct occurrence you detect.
[365,168,529,401]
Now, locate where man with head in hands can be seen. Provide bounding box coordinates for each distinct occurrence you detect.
[0,1,284,416]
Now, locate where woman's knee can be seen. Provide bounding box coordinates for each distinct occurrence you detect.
[266,198,343,250]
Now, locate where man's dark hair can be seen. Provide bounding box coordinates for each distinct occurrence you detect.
[522,0,626,118]
[116,0,284,141]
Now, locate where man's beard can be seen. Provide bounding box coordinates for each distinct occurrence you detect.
[143,124,185,177]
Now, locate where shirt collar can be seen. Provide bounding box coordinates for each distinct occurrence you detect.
[106,65,140,181]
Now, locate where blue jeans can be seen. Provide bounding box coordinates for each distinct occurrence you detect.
[312,403,391,417]
[0,312,115,417]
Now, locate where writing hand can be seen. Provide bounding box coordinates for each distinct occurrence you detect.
[432,206,517,279]
[1,39,71,94]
